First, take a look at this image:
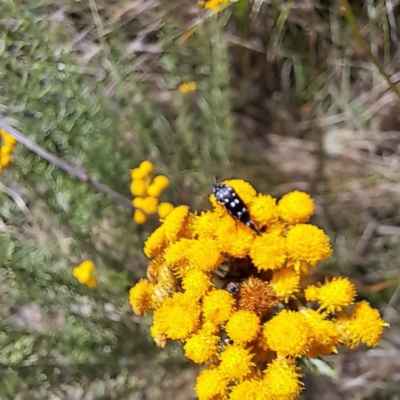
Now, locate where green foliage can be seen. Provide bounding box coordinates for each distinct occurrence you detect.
[0,1,230,398]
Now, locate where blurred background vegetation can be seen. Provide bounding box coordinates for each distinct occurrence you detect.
[1,0,400,399]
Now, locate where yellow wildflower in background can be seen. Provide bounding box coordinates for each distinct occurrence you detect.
[198,0,230,13]
[178,81,197,93]
[133,209,147,224]
[157,202,174,219]
[129,178,388,399]
[0,129,17,173]
[72,260,97,288]
[129,160,173,224]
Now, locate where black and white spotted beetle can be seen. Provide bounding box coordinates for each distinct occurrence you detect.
[212,182,257,231]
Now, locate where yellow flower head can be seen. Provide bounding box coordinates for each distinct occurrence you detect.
[198,0,230,13]
[147,184,163,198]
[1,130,17,147]
[278,190,314,224]
[193,211,219,239]
[141,196,158,215]
[267,220,287,235]
[130,167,147,181]
[139,160,153,176]
[219,344,255,380]
[350,301,389,347]
[226,310,260,344]
[202,320,220,335]
[195,368,228,400]
[182,269,213,300]
[305,277,356,313]
[143,225,167,258]
[270,267,300,302]
[263,310,311,357]
[286,224,332,268]
[202,289,235,325]
[229,379,269,400]
[238,277,277,316]
[187,238,223,273]
[184,332,219,364]
[163,205,191,242]
[263,358,304,400]
[250,232,287,271]
[130,179,148,197]
[248,194,278,229]
[129,279,154,316]
[72,260,97,288]
[216,215,256,258]
[153,175,170,191]
[163,239,191,271]
[153,292,201,340]
[132,197,144,209]
[0,130,17,171]
[179,81,197,93]
[133,209,147,224]
[302,309,339,357]
[157,202,174,219]
[86,278,97,289]
[335,300,389,349]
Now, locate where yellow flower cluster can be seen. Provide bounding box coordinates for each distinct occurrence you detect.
[130,161,174,224]
[197,0,230,12]
[179,81,197,94]
[0,129,17,173]
[129,179,388,400]
[73,260,97,288]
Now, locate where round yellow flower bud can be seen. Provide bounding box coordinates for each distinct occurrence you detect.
[139,160,153,175]
[147,184,163,198]
[134,209,147,224]
[132,197,144,209]
[142,196,158,214]
[157,202,174,219]
[130,179,147,197]
[153,175,169,191]
[130,167,147,180]
[278,190,315,224]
